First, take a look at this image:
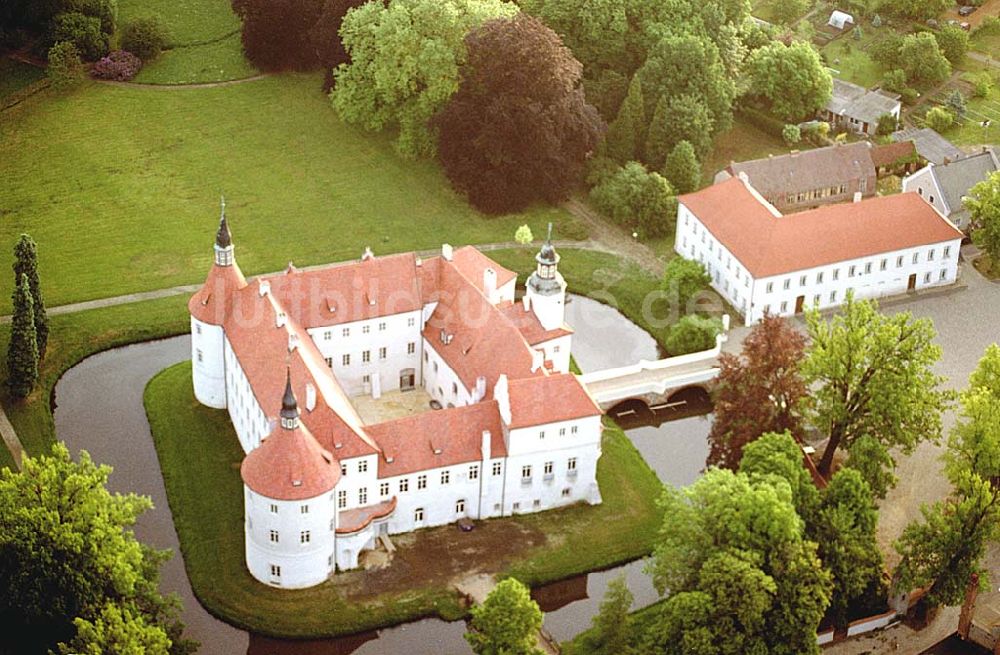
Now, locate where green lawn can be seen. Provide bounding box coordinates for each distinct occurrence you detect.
[145,362,663,637]
[132,33,257,84]
[700,116,788,185]
[0,74,582,313]
[821,36,883,89]
[118,0,241,46]
[0,59,46,100]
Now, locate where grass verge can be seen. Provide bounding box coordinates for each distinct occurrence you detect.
[144,362,663,637]
[0,294,191,459]
[117,0,241,46]
[133,33,257,85]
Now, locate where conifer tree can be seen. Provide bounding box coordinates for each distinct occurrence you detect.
[604,74,644,164]
[643,93,672,170]
[663,141,701,195]
[13,234,48,359]
[6,273,39,399]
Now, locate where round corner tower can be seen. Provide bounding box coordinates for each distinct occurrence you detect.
[525,223,567,331]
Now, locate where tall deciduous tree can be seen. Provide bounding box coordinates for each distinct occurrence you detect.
[647,468,831,655]
[934,25,969,65]
[747,40,833,122]
[308,0,371,90]
[578,576,634,655]
[332,0,518,157]
[707,314,807,470]
[0,444,194,655]
[434,14,603,213]
[57,602,171,655]
[665,315,722,356]
[13,234,48,359]
[662,140,701,195]
[801,293,953,479]
[465,578,543,655]
[234,0,324,71]
[894,348,1000,607]
[6,273,38,399]
[966,170,1000,267]
[899,32,951,85]
[661,256,710,312]
[589,162,676,238]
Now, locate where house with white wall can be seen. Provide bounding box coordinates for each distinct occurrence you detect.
[188,210,602,588]
[902,147,999,231]
[674,175,964,325]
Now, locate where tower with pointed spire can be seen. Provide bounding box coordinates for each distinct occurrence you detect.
[189,198,248,409]
[525,223,567,331]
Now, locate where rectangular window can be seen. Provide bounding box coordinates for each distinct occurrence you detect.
[513,502,520,512]
[399,478,409,492]
[270,504,278,514]
[358,460,368,473]
[380,482,389,497]
[269,530,279,543]
[456,499,465,514]
[358,487,367,505]
[407,342,416,355]
[362,325,370,334]
[379,347,387,360]
[362,350,371,363]
[417,475,427,490]
[340,463,347,475]
[864,262,872,275]
[571,425,578,434]
[766,282,773,293]
[799,275,807,287]
[342,354,350,366]
[562,488,571,497]
[913,253,919,264]
[378,322,386,331]
[441,470,450,485]
[533,499,541,508]
[433,362,438,373]
[270,564,281,577]
[522,465,532,479]
[325,357,333,368]
[452,382,458,395]
[833,268,839,281]
[342,327,350,337]
[323,331,332,341]
[414,507,424,522]
[559,427,566,437]
[539,430,545,440]
[783,278,790,290]
[763,304,771,315]
[300,504,309,514]
[568,458,577,471]
[492,462,502,476]
[849,265,856,277]
[928,248,935,261]
[408,317,416,327]
[944,246,951,258]
[813,294,820,306]
[897,255,904,267]
[362,374,370,384]
[469,464,479,480]
[940,268,947,280]
[780,301,788,313]
[300,530,310,544]
[544,461,553,475]
[924,272,931,284]
[337,490,347,509]
[196,349,203,363]
[830,290,837,302]
[880,259,887,271]
[816,272,824,284]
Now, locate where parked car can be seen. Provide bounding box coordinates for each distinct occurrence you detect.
[928,18,940,27]
[958,5,976,15]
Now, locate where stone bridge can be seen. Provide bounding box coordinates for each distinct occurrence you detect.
[578,316,729,412]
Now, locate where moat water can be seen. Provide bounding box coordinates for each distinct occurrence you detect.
[53,295,711,654]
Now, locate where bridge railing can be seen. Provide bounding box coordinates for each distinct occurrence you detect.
[578,317,729,385]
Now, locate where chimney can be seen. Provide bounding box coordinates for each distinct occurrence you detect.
[305,383,316,412]
[474,376,486,402]
[481,430,491,462]
[853,191,863,203]
[286,331,297,350]
[258,279,270,296]
[276,311,287,328]
[441,243,454,261]
[737,171,750,184]
[494,374,511,425]
[483,267,497,302]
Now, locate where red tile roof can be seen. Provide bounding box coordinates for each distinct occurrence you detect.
[365,401,507,478]
[451,246,517,292]
[507,373,602,429]
[870,140,917,168]
[679,177,964,278]
[188,262,248,325]
[337,497,396,534]
[241,421,341,501]
[423,262,542,396]
[498,301,574,345]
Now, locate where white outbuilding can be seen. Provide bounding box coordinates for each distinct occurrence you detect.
[828,10,854,29]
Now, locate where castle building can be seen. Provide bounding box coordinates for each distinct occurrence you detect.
[189,207,603,589]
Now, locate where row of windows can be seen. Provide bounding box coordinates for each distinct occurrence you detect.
[772,183,851,205]
[538,425,579,439]
[267,502,311,514]
[320,317,418,340]
[411,490,576,524]
[521,458,577,481]
[762,269,949,315]
[763,247,953,294]
[325,343,417,368]
[267,529,314,544]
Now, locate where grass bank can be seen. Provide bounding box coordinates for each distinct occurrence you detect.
[0,73,582,313]
[144,362,663,637]
[0,294,191,459]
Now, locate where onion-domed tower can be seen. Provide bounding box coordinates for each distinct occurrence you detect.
[241,371,341,588]
[189,198,247,408]
[525,223,567,331]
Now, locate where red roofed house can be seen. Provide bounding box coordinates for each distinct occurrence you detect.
[674,175,963,326]
[189,206,602,589]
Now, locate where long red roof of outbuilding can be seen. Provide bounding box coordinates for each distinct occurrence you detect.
[680,177,964,278]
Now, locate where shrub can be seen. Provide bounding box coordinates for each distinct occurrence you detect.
[782,124,801,145]
[121,16,169,61]
[52,11,108,60]
[662,257,710,311]
[947,89,967,117]
[882,68,907,94]
[589,161,676,239]
[876,113,898,136]
[46,40,85,90]
[924,105,955,132]
[665,315,722,355]
[972,72,994,99]
[91,50,142,81]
